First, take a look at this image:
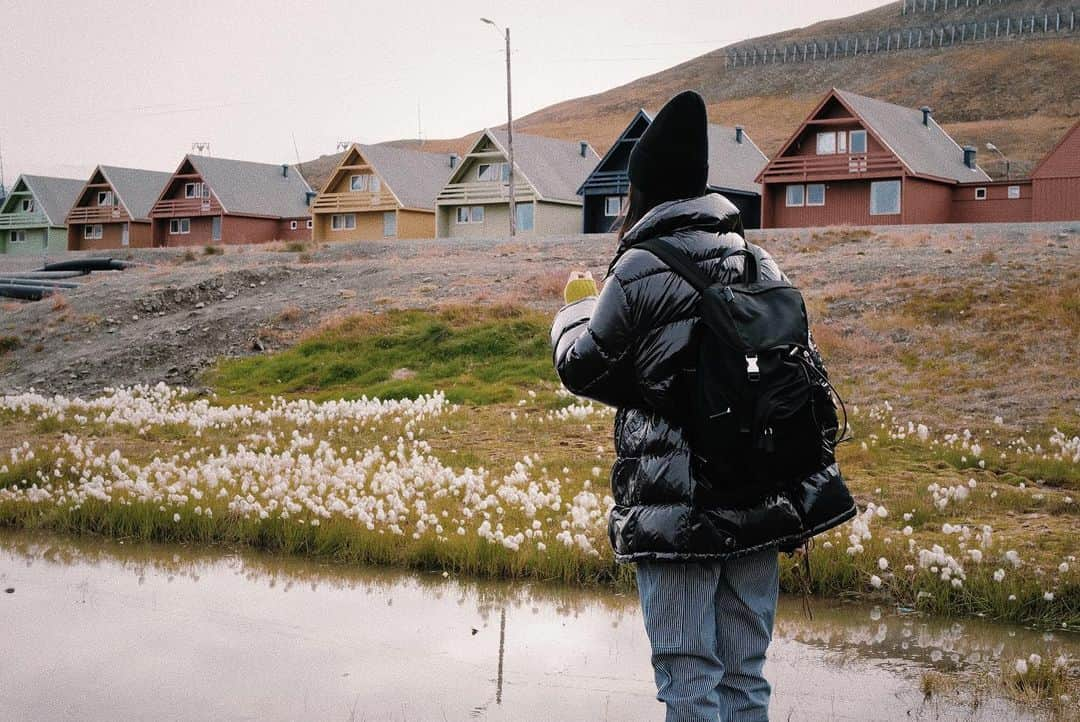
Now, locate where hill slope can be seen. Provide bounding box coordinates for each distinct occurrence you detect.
[302,0,1080,189]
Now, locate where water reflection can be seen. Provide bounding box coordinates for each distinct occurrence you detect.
[1,529,1072,721]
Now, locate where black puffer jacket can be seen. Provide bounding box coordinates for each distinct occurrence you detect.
[551,194,855,562]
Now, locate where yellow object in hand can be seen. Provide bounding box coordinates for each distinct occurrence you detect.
[564,271,598,304]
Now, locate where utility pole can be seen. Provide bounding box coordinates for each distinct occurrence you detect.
[482,18,515,237]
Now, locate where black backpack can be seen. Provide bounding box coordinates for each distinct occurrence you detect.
[637,237,848,496]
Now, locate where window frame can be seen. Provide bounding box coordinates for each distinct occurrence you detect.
[97,191,113,206]
[869,180,902,216]
[785,184,805,207]
[349,174,369,192]
[974,187,987,201]
[849,130,868,154]
[169,218,191,235]
[306,219,313,229]
[1007,185,1021,200]
[330,213,356,231]
[383,210,397,238]
[289,220,298,230]
[476,164,495,182]
[604,196,623,217]
[806,183,826,207]
[11,230,26,243]
[83,224,103,240]
[816,131,837,155]
[184,183,200,199]
[21,199,34,213]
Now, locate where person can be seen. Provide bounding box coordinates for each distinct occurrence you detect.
[550,91,854,721]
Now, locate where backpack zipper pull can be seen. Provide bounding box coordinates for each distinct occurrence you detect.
[746,355,760,382]
[723,287,735,302]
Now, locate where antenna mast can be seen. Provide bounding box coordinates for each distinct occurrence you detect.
[191,141,211,156]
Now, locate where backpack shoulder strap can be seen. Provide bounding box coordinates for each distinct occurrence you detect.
[635,238,714,293]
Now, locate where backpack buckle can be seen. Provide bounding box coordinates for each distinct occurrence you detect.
[746,355,760,382]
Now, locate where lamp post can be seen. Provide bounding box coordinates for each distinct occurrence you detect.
[481,17,515,237]
[986,142,1010,180]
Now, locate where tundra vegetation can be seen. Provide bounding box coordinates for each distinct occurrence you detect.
[1,299,1077,710]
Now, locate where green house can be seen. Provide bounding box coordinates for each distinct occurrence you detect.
[0,174,84,256]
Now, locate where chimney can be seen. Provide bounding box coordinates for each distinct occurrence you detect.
[281,164,289,177]
[735,125,744,144]
[449,153,459,169]
[305,191,317,206]
[963,145,977,169]
[579,141,589,158]
[921,106,932,126]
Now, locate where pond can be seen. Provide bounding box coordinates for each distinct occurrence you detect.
[0,529,1074,721]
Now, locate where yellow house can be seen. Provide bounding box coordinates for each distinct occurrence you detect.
[311,143,453,241]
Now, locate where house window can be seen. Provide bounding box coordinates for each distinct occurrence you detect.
[837,132,847,153]
[83,224,103,240]
[370,176,381,193]
[870,180,901,215]
[604,196,623,217]
[849,130,868,153]
[21,199,34,213]
[806,184,826,206]
[306,219,313,229]
[169,218,191,235]
[974,187,987,201]
[785,184,805,207]
[97,191,114,206]
[455,206,485,224]
[184,183,204,199]
[477,163,508,183]
[10,230,26,244]
[383,211,397,237]
[331,213,356,230]
[816,132,837,155]
[1008,185,1021,199]
[290,220,298,230]
[350,174,369,192]
[212,216,222,241]
[501,163,511,182]
[516,202,534,232]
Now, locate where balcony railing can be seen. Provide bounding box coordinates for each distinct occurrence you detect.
[761,153,903,181]
[0,212,50,229]
[311,191,398,212]
[580,170,630,192]
[67,206,128,223]
[436,181,534,205]
[149,198,223,217]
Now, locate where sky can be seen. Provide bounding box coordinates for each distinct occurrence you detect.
[0,0,888,183]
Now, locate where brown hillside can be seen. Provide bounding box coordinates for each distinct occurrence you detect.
[302,1,1079,189]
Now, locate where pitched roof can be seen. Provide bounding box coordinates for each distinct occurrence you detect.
[834,89,990,183]
[1030,119,1080,179]
[99,166,173,221]
[16,175,85,225]
[487,129,599,203]
[185,155,313,218]
[357,143,453,210]
[705,124,768,194]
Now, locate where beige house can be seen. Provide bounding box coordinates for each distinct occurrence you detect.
[436,129,598,238]
[311,143,452,242]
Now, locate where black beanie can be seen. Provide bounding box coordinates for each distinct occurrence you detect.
[628,90,709,202]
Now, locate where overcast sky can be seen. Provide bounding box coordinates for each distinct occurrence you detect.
[1,0,887,182]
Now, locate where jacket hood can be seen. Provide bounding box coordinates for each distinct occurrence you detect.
[611,192,743,272]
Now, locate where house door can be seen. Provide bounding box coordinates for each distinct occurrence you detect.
[212,216,222,242]
[121,224,129,247]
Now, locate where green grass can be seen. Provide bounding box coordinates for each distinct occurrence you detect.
[206,305,558,405]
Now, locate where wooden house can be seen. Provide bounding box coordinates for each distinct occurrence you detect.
[0,175,83,256]
[66,166,172,251]
[149,155,312,247]
[578,109,768,232]
[757,88,990,228]
[435,129,598,238]
[1030,120,1080,222]
[311,143,451,241]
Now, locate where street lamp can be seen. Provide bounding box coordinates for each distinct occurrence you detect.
[481,17,516,237]
[986,142,1010,180]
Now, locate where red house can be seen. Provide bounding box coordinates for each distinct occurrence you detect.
[66,166,171,251]
[758,88,990,228]
[149,155,312,246]
[1030,120,1080,222]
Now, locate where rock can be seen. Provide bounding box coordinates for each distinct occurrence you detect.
[195,302,205,309]
[225,292,236,300]
[252,338,266,352]
[338,289,356,299]
[131,315,139,321]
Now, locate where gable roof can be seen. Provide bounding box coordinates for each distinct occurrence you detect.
[484,129,599,203]
[578,110,767,196]
[833,89,990,183]
[354,143,453,210]
[98,166,173,221]
[8,175,85,225]
[1030,119,1080,179]
[184,155,312,218]
[577,109,652,195]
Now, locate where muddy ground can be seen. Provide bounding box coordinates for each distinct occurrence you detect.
[1,221,1076,428]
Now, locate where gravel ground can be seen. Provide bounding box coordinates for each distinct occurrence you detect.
[1,221,1076,421]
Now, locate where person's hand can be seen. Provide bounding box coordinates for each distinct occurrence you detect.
[563,271,598,304]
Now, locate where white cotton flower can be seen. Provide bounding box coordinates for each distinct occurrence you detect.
[1015,659,1029,675]
[902,526,913,536]
[878,557,889,571]
[1044,591,1055,602]
[869,575,882,589]
[1059,562,1069,573]
[172,512,180,522]
[1029,654,1042,668]
[968,549,983,564]
[1008,594,1017,601]
[993,569,1006,583]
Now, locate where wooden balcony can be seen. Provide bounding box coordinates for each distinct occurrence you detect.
[436,181,534,205]
[311,191,398,213]
[149,198,223,217]
[0,212,49,229]
[67,206,128,223]
[761,153,903,182]
[580,170,630,193]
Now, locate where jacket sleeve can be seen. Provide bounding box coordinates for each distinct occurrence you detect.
[550,275,642,408]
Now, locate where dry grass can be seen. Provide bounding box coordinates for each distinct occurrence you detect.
[49,295,69,313]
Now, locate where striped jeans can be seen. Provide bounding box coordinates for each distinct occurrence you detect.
[635,549,779,722]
